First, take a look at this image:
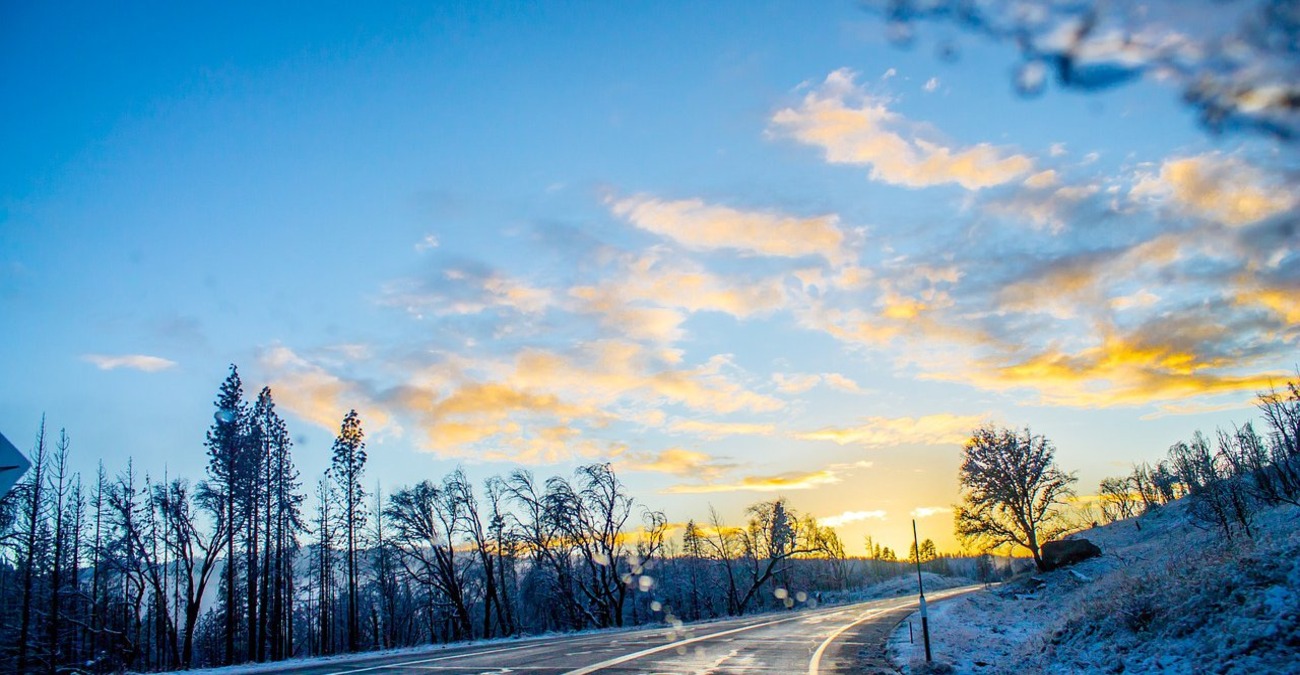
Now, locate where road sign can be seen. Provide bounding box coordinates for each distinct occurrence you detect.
[0,431,32,498]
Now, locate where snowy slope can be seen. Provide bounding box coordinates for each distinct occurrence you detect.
[889,500,1300,674]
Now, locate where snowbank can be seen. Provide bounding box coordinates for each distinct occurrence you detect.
[889,500,1300,674]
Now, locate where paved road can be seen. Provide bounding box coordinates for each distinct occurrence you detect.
[256,586,978,675]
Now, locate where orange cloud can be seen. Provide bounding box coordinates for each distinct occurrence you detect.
[609,194,851,265]
[937,330,1288,408]
[259,346,393,434]
[569,251,788,342]
[771,68,1033,190]
[796,413,984,447]
[614,448,738,478]
[665,469,841,494]
[1131,153,1296,226]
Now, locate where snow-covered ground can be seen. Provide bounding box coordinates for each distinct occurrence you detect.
[889,500,1300,674]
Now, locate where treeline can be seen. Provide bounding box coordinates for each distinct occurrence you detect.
[1096,380,1300,539]
[0,365,954,673]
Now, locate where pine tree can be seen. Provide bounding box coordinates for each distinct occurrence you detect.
[16,419,49,673]
[204,365,250,665]
[329,410,367,653]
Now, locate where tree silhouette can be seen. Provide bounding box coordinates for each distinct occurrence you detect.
[955,425,1076,571]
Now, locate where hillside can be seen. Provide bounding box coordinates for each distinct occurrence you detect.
[888,499,1300,674]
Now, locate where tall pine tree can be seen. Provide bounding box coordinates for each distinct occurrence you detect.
[330,410,367,653]
[203,365,249,665]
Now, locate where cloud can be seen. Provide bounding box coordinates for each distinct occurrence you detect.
[665,468,841,494]
[985,176,1103,232]
[569,286,688,343]
[258,346,393,434]
[270,339,786,461]
[1131,153,1296,226]
[608,194,852,265]
[773,371,864,394]
[415,234,440,252]
[935,326,1288,409]
[82,354,177,372]
[569,250,789,342]
[923,77,939,92]
[381,263,552,318]
[614,448,738,478]
[820,510,888,527]
[996,234,1183,319]
[509,341,784,416]
[770,68,1033,190]
[911,506,953,518]
[796,413,984,447]
[667,419,777,438]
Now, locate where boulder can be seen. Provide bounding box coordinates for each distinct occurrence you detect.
[1040,538,1101,571]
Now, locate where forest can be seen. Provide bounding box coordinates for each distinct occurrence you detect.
[0,365,978,673]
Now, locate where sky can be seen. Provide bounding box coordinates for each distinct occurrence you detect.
[2,1,1297,554]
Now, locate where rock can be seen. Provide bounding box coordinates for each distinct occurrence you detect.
[1041,538,1102,571]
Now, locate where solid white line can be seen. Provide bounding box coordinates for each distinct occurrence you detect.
[806,604,907,675]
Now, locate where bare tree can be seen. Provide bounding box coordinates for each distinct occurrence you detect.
[156,479,226,667]
[734,498,821,613]
[955,425,1077,571]
[384,480,475,641]
[1098,476,1139,523]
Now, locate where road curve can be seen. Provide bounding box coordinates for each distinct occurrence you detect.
[226,586,979,675]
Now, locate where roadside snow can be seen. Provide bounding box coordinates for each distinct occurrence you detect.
[889,500,1300,674]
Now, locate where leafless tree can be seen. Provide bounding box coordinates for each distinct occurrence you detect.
[955,425,1077,571]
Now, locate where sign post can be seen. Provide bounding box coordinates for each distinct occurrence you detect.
[913,519,932,662]
[0,431,32,499]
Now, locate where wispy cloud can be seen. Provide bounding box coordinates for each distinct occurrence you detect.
[665,468,841,493]
[1131,152,1296,227]
[570,250,789,342]
[82,354,177,372]
[609,194,852,266]
[770,68,1033,190]
[911,506,952,519]
[773,371,863,394]
[820,509,887,527]
[668,419,777,438]
[381,263,552,318]
[414,234,440,252]
[614,448,738,478]
[797,414,984,447]
[258,346,393,434]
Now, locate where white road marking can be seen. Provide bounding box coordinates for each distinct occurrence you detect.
[806,603,908,675]
[319,642,546,675]
[319,591,978,675]
[560,612,813,675]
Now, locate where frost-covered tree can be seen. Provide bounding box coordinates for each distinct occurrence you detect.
[955,425,1077,571]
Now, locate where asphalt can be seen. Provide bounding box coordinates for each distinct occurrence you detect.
[215,586,981,675]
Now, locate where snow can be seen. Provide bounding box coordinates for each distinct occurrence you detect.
[888,500,1300,674]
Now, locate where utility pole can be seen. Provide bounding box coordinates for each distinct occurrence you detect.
[913,519,932,662]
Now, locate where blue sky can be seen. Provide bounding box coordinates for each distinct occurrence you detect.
[3,1,1296,552]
